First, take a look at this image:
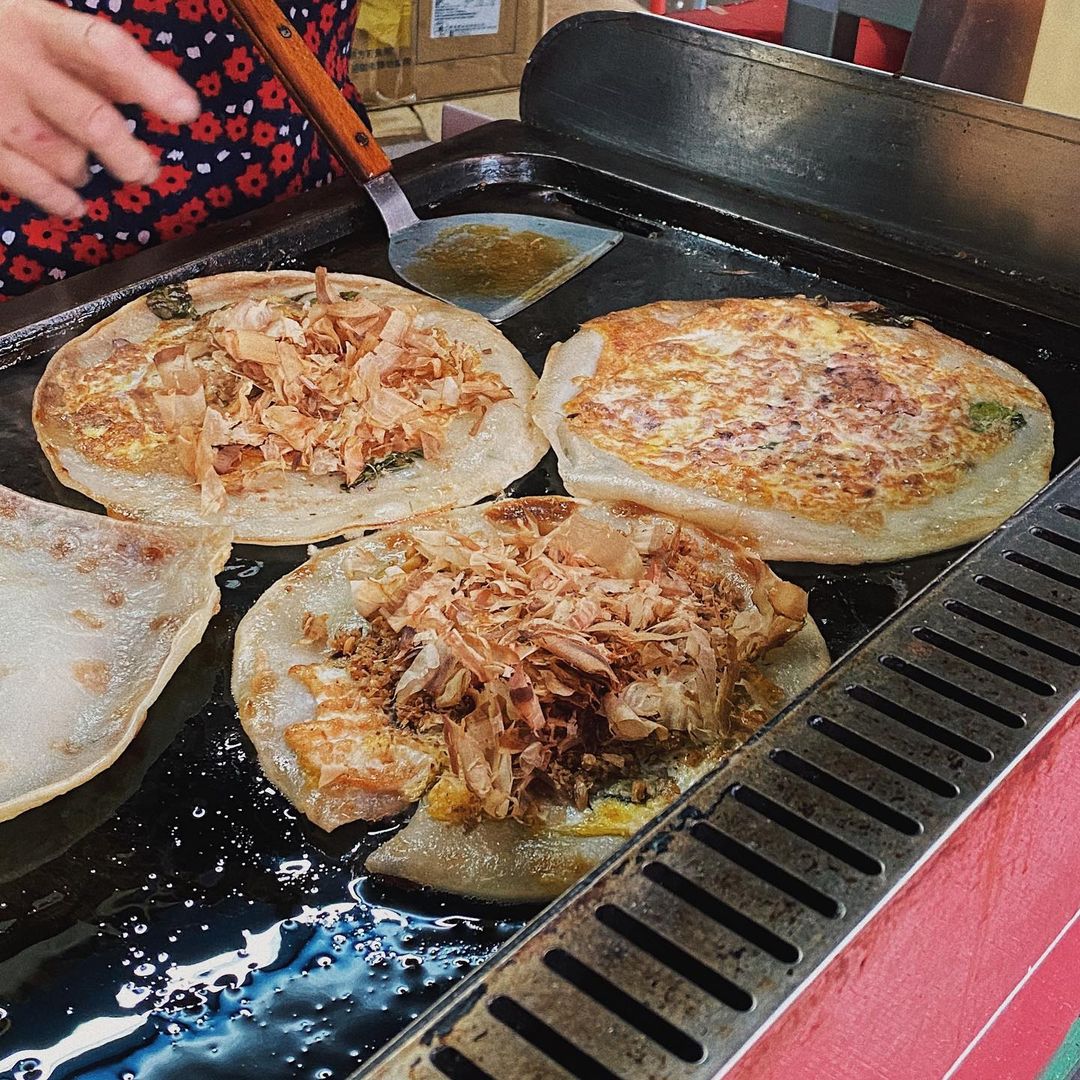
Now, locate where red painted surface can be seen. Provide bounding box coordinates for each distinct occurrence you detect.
[660,0,910,73]
[952,907,1080,1080]
[721,699,1080,1080]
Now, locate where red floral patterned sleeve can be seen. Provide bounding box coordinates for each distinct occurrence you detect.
[0,1,363,299]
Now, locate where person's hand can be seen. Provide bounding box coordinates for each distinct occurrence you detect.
[0,0,201,218]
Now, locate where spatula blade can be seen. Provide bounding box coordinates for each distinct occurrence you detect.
[387,212,622,323]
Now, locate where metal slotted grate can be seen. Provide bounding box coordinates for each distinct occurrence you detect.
[355,464,1080,1080]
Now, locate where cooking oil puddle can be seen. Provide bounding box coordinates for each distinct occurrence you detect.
[0,878,520,1079]
[779,563,920,657]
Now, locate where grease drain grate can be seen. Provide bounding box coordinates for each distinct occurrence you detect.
[355,473,1080,1080]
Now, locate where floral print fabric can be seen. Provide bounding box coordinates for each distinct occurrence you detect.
[0,0,361,298]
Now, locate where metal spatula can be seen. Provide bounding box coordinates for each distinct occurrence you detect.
[225,0,622,322]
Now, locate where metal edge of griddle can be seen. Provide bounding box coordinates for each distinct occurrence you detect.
[521,12,1080,305]
[525,9,1080,138]
[0,128,648,363]
[7,16,1065,352]
[7,16,1080,354]
[2,116,1078,366]
[391,123,1080,335]
[352,458,1080,1080]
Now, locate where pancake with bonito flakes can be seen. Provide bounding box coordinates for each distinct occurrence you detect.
[532,296,1054,563]
[33,269,547,545]
[232,497,828,902]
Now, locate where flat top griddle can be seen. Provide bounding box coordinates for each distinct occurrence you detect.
[2,18,1080,1080]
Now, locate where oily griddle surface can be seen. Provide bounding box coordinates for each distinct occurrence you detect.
[1,177,1078,1080]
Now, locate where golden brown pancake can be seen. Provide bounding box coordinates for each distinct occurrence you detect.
[532,297,1053,563]
[34,269,547,545]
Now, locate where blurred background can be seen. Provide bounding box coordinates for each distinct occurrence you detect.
[355,0,1080,155]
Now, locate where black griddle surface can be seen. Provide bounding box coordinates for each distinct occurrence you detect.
[1,164,1078,1080]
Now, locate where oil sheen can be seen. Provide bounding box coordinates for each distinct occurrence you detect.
[0,553,529,1080]
[402,224,577,300]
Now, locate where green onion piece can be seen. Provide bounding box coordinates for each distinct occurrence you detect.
[968,401,1026,434]
[342,449,424,490]
[145,282,197,320]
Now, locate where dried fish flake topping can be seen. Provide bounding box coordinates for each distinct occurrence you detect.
[150,267,512,512]
[292,506,808,823]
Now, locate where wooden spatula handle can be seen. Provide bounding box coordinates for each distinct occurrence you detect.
[225,0,392,182]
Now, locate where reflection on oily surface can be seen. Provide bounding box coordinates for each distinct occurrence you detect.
[0,863,526,1080]
[0,550,528,1080]
[402,223,577,299]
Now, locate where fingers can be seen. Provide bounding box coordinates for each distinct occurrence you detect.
[43,7,200,125]
[0,146,84,217]
[0,1,203,215]
[1,109,87,189]
[31,68,159,186]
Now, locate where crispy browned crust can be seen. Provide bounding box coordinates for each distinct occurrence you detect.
[33,270,548,545]
[531,297,1054,563]
[231,496,829,899]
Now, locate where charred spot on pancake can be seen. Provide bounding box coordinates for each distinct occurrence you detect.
[49,534,76,560]
[484,495,575,532]
[73,660,110,694]
[114,537,175,565]
[34,380,63,411]
[251,667,277,696]
[104,590,125,607]
[71,609,105,630]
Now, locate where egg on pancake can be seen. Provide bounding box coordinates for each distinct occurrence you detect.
[232,497,828,902]
[34,269,548,545]
[532,297,1054,563]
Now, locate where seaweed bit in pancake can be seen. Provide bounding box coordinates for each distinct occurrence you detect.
[34,269,548,545]
[531,297,1053,563]
[232,497,828,901]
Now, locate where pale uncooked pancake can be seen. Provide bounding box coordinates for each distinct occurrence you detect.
[532,297,1054,563]
[34,269,548,545]
[232,497,828,901]
[0,485,230,822]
